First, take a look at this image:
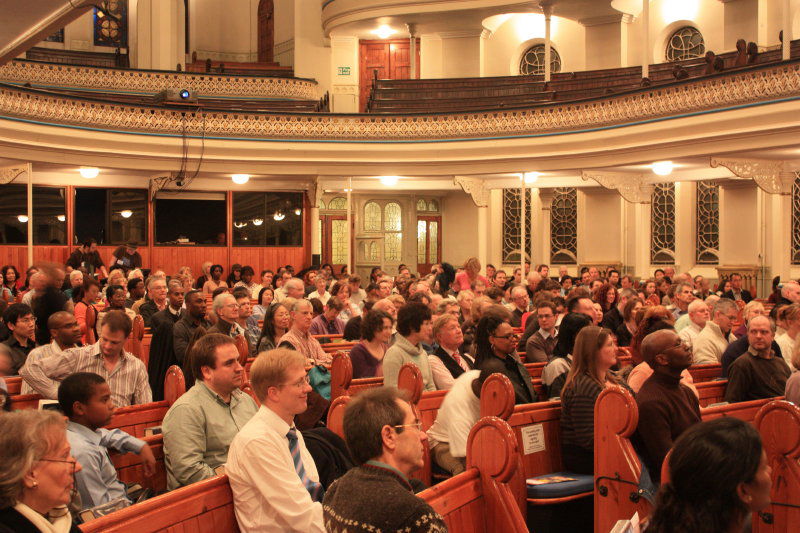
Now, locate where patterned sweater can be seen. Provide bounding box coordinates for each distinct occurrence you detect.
[323,462,448,533]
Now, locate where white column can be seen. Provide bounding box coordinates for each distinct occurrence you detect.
[641,0,650,78]
[783,0,792,60]
[26,162,33,266]
[134,0,185,70]
[407,24,417,79]
[346,179,352,274]
[520,176,526,282]
[543,4,553,82]
[310,205,321,259]
[478,206,488,273]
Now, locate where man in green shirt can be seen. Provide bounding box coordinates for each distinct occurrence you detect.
[162,333,258,490]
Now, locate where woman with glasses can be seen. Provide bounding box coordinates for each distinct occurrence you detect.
[0,410,83,532]
[474,311,535,404]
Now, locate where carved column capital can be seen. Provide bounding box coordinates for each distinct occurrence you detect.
[710,156,793,194]
[539,188,556,210]
[306,178,323,208]
[454,176,489,207]
[581,171,654,203]
[0,165,26,185]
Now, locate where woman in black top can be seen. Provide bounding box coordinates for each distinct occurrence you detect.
[615,297,642,347]
[474,310,535,404]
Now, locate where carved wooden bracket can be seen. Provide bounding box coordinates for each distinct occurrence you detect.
[581,171,654,203]
[710,157,795,195]
[454,176,489,207]
[306,178,323,208]
[0,165,26,185]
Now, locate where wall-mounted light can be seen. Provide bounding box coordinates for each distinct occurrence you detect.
[294,208,302,216]
[231,174,250,185]
[651,161,674,176]
[57,215,66,222]
[379,175,399,186]
[371,25,396,39]
[252,218,264,226]
[120,210,133,218]
[523,172,540,184]
[17,215,28,223]
[273,212,286,221]
[79,167,100,179]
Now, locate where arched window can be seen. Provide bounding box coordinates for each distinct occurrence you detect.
[696,181,719,265]
[665,26,705,61]
[519,44,561,75]
[384,202,402,261]
[384,203,402,231]
[364,201,381,231]
[327,197,346,210]
[550,188,577,264]
[416,199,427,212]
[651,183,676,264]
[317,198,326,209]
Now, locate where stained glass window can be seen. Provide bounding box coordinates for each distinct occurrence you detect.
[428,199,439,212]
[519,44,561,75]
[93,1,128,48]
[417,220,427,264]
[666,26,705,61]
[384,202,402,231]
[369,241,379,262]
[651,183,676,264]
[328,197,346,210]
[331,219,347,264]
[502,188,532,263]
[550,187,577,264]
[318,198,326,209]
[429,221,438,261]
[364,202,381,231]
[417,199,427,212]
[792,175,800,264]
[384,233,402,262]
[696,181,720,265]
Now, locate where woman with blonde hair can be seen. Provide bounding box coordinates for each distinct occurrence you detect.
[733,300,767,338]
[777,303,800,371]
[453,257,488,293]
[560,326,624,474]
[0,410,82,532]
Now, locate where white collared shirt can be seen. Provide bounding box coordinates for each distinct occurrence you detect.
[226,405,325,533]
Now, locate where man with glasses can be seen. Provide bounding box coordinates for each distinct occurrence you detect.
[209,293,245,338]
[227,348,326,532]
[2,303,36,374]
[693,298,738,364]
[509,286,530,328]
[20,311,81,395]
[278,299,331,366]
[323,387,446,531]
[525,301,558,363]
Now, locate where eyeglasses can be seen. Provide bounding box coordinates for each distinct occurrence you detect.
[39,457,78,475]
[393,421,423,432]
[492,333,520,340]
[282,375,310,389]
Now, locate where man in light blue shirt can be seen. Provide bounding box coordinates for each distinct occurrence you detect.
[58,372,156,510]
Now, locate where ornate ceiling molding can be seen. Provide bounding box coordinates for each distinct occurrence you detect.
[581,171,654,203]
[709,157,795,195]
[454,176,489,207]
[0,165,26,184]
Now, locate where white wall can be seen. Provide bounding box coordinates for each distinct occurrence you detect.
[719,182,760,266]
[577,188,622,265]
[442,192,479,267]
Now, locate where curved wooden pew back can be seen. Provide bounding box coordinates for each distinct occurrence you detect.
[110,434,167,494]
[695,379,728,407]
[329,351,382,401]
[687,363,722,383]
[106,366,187,437]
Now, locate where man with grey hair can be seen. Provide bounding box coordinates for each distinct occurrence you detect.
[692,298,738,364]
[779,281,800,306]
[677,299,710,349]
[525,271,542,300]
[668,282,695,321]
[277,277,305,302]
[138,276,168,328]
[278,299,331,365]
[509,285,530,328]
[209,293,245,338]
[725,315,790,403]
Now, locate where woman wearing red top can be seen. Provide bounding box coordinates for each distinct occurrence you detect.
[454,257,488,293]
[73,277,101,344]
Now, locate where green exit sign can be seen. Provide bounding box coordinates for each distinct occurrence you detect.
[337,66,351,76]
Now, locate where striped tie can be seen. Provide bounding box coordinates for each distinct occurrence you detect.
[286,428,324,502]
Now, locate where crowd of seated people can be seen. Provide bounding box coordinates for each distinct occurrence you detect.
[0,250,799,531]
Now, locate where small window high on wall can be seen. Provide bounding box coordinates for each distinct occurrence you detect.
[0,185,66,245]
[74,188,147,246]
[155,192,226,245]
[233,192,303,246]
[665,26,705,61]
[519,44,561,75]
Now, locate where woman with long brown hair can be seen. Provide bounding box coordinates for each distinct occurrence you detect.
[560,326,624,474]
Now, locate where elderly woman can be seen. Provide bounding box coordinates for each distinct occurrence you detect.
[0,410,82,532]
[733,300,766,338]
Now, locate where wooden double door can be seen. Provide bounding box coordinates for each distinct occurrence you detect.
[359,39,420,112]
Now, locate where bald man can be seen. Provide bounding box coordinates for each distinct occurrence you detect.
[778,281,800,306]
[634,330,701,480]
[20,311,82,396]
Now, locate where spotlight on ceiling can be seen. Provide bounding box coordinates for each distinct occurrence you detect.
[523,172,541,184]
[274,212,286,221]
[79,167,100,179]
[252,218,264,226]
[17,215,28,223]
[379,175,399,186]
[651,161,674,176]
[57,215,66,222]
[231,174,250,185]
[120,210,133,218]
[294,208,302,216]
[371,24,397,39]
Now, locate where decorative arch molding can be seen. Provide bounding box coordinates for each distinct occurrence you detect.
[709,157,798,195]
[0,165,26,185]
[454,176,489,207]
[581,171,654,204]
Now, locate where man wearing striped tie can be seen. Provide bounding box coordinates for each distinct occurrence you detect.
[226,348,325,532]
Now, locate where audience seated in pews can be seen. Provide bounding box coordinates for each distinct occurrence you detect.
[278,299,331,366]
[138,277,169,329]
[542,312,592,399]
[692,298,739,365]
[349,309,393,379]
[162,334,257,490]
[428,313,473,390]
[73,278,100,344]
[252,287,275,322]
[525,300,558,362]
[233,266,262,300]
[309,297,346,336]
[725,315,790,403]
[427,362,502,476]
[634,330,701,481]
[232,288,260,356]
[22,311,152,406]
[278,278,306,303]
[2,303,35,374]
[508,286,530,328]
[601,287,635,335]
[615,296,643,347]
[202,264,228,294]
[0,410,83,532]
[646,417,771,533]
[722,273,754,304]
[20,311,81,395]
[256,302,290,353]
[227,348,326,532]
[58,372,156,511]
[475,311,534,404]
[383,302,435,391]
[97,284,137,336]
[561,325,626,474]
[306,271,331,305]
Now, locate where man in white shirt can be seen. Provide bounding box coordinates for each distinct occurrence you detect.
[693,298,738,364]
[678,300,710,350]
[226,348,325,533]
[20,311,82,394]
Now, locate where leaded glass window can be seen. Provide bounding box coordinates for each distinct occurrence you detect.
[93,1,128,48]
[384,202,402,262]
[331,219,347,264]
[651,183,676,264]
[429,221,438,261]
[696,181,720,265]
[385,233,402,262]
[416,199,427,212]
[792,175,800,264]
[369,242,379,262]
[384,203,402,231]
[428,199,439,212]
[364,202,381,231]
[665,26,705,61]
[318,198,326,209]
[502,189,532,263]
[519,44,561,75]
[328,197,346,210]
[551,187,577,264]
[417,220,427,264]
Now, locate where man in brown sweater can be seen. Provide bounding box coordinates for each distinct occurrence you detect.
[635,329,701,481]
[725,315,790,403]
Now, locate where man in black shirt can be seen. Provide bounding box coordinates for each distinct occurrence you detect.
[726,315,790,403]
[1,303,36,374]
[65,240,108,278]
[111,242,142,275]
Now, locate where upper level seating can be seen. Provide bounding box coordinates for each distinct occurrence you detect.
[185,58,294,78]
[25,47,129,68]
[367,39,800,113]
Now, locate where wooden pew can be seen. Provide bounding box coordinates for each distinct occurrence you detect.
[105,366,186,438]
[110,434,167,494]
[329,351,382,401]
[696,379,727,407]
[124,315,145,361]
[4,376,21,394]
[141,333,152,368]
[688,363,722,383]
